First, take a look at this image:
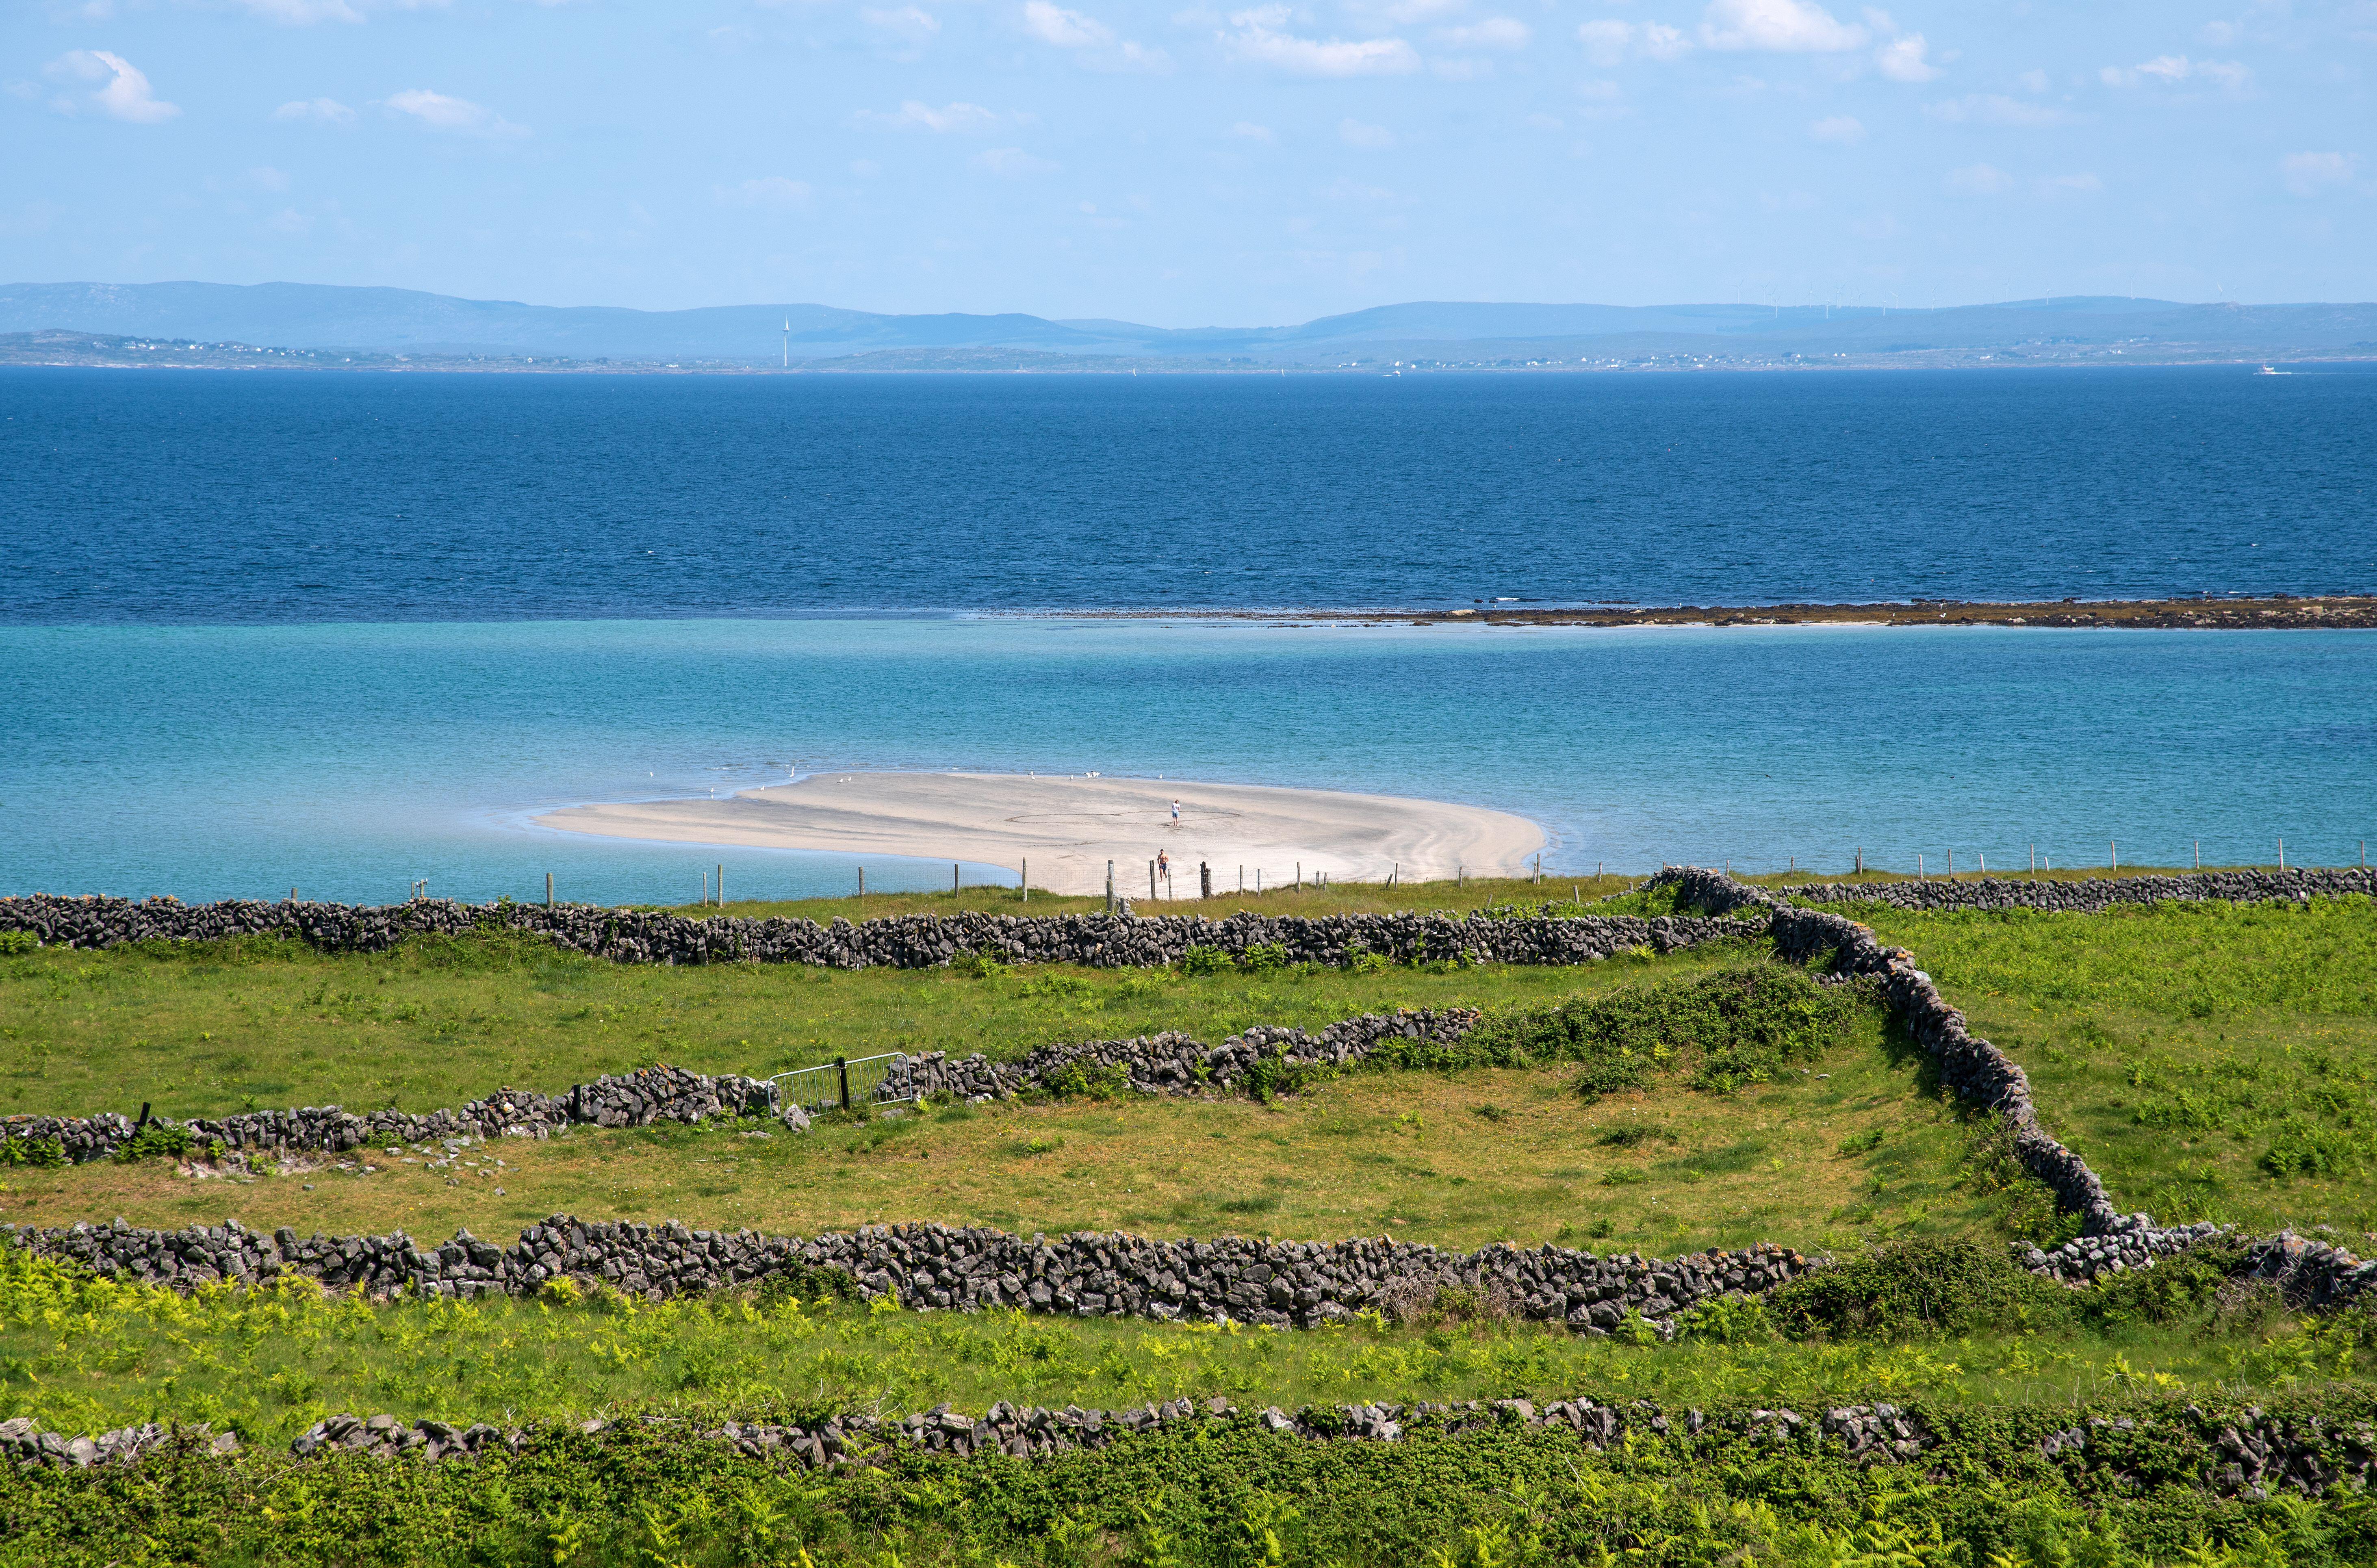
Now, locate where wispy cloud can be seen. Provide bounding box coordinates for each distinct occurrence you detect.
[2281,151,2359,197]
[1577,19,1691,67]
[973,145,1057,176]
[1699,0,1865,53]
[1809,114,1865,144]
[718,176,812,206]
[1221,5,1420,76]
[2100,55,2252,93]
[2036,171,2101,195]
[860,4,940,45]
[1925,93,2071,127]
[273,97,357,124]
[1024,0,1107,46]
[1873,32,1938,82]
[854,99,1002,132]
[1020,1,1170,69]
[386,88,527,137]
[1338,117,1397,149]
[1946,162,2013,195]
[43,50,178,122]
[1431,17,1530,50]
[233,0,363,22]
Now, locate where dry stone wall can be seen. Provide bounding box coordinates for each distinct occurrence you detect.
[0,892,1751,970]
[1785,867,2375,913]
[0,1396,1919,1473]
[0,1063,782,1166]
[18,1399,2375,1504]
[11,867,2373,1307]
[4,1212,1822,1334]
[0,1008,1485,1166]
[908,1007,1481,1101]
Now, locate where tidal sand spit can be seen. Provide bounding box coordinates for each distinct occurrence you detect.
[536,772,1543,897]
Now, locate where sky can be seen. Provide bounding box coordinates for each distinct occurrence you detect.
[3,0,2373,325]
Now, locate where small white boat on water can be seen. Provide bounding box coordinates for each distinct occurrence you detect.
[2256,364,2292,375]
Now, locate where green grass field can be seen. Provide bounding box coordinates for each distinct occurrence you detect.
[0,924,1757,1123]
[1850,896,2377,1235]
[7,876,2377,1566]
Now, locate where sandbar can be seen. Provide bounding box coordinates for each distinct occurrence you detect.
[536,772,1543,898]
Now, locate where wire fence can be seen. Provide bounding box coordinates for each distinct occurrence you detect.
[766,1052,917,1116]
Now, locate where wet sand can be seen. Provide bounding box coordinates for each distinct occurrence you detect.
[537,772,1543,897]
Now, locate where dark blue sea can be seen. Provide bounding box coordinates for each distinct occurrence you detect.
[8,364,2373,619]
[3,366,2373,904]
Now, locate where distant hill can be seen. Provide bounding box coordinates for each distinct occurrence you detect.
[4,280,2373,366]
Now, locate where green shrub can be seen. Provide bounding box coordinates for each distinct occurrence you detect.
[0,1134,65,1168]
[1045,1060,1132,1101]
[948,950,1008,980]
[1178,945,1234,977]
[1768,1239,2072,1339]
[2075,1237,2250,1330]
[1402,964,1877,1099]
[0,930,36,956]
[1236,941,1290,975]
[116,1122,198,1162]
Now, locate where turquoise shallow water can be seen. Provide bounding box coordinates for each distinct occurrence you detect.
[2,619,2370,905]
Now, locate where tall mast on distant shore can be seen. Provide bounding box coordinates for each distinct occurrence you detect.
[782,317,789,369]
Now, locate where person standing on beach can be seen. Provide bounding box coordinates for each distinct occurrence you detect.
[1171,798,1180,822]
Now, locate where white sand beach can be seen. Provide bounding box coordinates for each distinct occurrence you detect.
[536,772,1542,898]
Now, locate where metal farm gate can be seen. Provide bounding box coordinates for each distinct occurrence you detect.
[766,1052,917,1116]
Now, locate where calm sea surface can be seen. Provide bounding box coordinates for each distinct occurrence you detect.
[7,364,2373,620]
[3,367,2371,903]
[2,619,2370,904]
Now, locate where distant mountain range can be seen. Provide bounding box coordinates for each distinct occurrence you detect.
[4,281,2374,366]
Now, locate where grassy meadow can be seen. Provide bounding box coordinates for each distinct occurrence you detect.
[1,1239,2365,1451]
[6,875,2377,1564]
[1850,896,2377,1236]
[0,923,1754,1123]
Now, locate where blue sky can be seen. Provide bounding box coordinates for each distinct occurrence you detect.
[5,0,2373,324]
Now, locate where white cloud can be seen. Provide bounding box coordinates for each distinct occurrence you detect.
[248,165,290,191]
[718,176,812,206]
[1700,0,1865,52]
[1230,119,1274,141]
[386,88,527,137]
[1946,162,2013,194]
[1430,56,1490,78]
[1024,0,1107,45]
[973,145,1057,176]
[1809,114,1864,144]
[2101,55,2252,93]
[44,49,179,122]
[850,158,881,177]
[233,0,364,21]
[1020,2,1169,69]
[860,4,940,41]
[273,96,356,124]
[2037,171,2101,195]
[855,99,1002,132]
[2281,151,2358,197]
[1338,117,1397,149]
[1433,17,1530,50]
[1925,93,2071,127]
[1222,5,1421,75]
[2016,68,2048,94]
[1342,0,1464,23]
[1874,32,1937,82]
[1577,18,1691,65]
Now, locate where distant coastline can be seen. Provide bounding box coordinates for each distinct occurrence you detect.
[1062,596,2377,631]
[9,331,2375,377]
